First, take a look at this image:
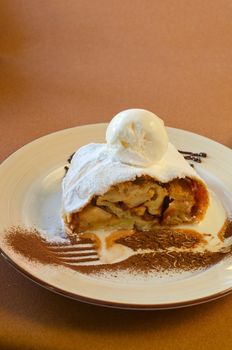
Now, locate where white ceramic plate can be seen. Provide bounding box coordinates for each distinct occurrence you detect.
[0,124,232,310]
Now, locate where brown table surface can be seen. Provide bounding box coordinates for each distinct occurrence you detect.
[1,1,232,349]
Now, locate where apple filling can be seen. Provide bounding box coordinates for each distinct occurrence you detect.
[63,176,208,234]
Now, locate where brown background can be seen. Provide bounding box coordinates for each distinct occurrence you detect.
[0,1,232,349]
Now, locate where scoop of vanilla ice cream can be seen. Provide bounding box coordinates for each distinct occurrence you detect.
[106,109,169,166]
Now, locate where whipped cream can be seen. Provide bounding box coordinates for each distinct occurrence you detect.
[106,109,169,166]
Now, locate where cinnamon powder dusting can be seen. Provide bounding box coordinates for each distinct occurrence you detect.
[224,221,232,239]
[3,224,232,276]
[116,229,205,251]
[4,227,59,265]
[74,251,226,275]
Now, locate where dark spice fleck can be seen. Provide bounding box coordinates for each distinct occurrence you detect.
[68,152,75,164]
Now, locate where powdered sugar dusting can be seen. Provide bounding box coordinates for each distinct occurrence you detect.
[62,142,200,215]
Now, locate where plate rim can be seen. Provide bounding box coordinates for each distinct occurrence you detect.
[1,249,232,310]
[0,123,232,310]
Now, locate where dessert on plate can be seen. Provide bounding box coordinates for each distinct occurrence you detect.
[62,109,208,237]
[1,108,232,280]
